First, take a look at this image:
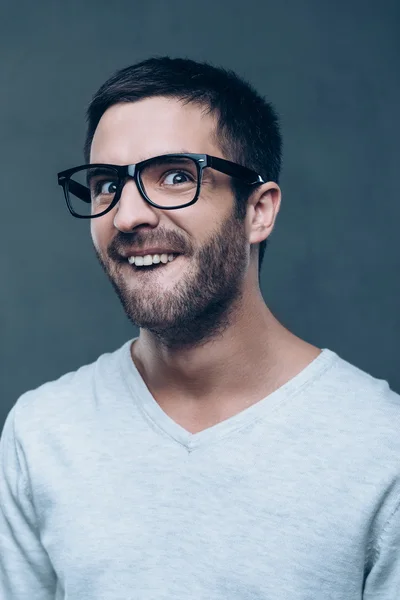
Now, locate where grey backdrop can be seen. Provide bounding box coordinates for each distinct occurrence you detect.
[1,0,399,428]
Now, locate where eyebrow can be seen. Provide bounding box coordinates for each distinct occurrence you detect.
[85,168,118,187]
[138,149,194,162]
[91,150,195,166]
[86,167,118,179]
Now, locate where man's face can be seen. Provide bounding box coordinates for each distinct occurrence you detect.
[90,97,252,346]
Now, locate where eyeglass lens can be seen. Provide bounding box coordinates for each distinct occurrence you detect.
[66,157,199,217]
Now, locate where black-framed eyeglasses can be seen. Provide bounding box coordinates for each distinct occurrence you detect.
[57,153,266,219]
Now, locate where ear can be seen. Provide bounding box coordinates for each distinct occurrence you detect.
[246,182,282,245]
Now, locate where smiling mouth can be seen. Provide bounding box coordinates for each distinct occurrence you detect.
[127,253,179,267]
[126,253,181,271]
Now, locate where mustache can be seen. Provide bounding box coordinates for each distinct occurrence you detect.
[107,228,192,261]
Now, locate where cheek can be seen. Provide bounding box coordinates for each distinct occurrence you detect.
[90,218,112,253]
[175,191,233,244]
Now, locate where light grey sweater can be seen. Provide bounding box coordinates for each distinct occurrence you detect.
[1,339,400,599]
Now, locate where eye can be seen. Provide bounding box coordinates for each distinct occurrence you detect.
[163,171,192,185]
[99,180,118,194]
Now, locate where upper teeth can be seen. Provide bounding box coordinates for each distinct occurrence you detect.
[128,253,176,266]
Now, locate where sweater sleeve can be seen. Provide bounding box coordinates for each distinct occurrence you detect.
[363,497,400,598]
[0,405,57,599]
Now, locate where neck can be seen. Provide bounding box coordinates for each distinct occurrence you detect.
[131,285,320,404]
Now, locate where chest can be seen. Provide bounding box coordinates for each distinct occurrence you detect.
[38,446,367,599]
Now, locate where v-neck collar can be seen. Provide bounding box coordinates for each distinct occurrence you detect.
[119,337,338,452]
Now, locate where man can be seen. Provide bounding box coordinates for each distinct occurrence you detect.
[0,57,399,599]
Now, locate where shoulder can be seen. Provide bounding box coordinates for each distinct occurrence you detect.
[7,339,133,440]
[323,348,399,407]
[315,347,400,448]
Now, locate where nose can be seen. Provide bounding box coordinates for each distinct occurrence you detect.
[112,178,160,232]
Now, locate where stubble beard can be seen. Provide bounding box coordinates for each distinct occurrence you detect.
[93,209,249,349]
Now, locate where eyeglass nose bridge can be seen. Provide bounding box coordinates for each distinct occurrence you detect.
[113,163,148,209]
[114,164,139,200]
[119,164,138,193]
[127,164,136,177]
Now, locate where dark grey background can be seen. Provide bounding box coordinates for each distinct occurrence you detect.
[1,0,399,428]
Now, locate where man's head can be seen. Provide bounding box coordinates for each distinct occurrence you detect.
[84,57,282,346]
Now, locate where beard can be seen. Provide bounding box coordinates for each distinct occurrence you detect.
[93,206,250,349]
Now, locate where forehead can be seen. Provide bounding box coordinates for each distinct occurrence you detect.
[90,96,221,165]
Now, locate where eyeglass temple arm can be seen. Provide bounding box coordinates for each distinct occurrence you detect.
[67,179,91,203]
[208,156,265,185]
